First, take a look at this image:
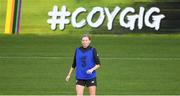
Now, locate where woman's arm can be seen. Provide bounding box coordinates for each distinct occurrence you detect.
[86,48,101,74]
[87,64,100,74]
[66,49,76,82]
[91,64,100,71]
[65,67,75,82]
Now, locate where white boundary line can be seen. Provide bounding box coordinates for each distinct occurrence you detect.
[0,94,178,95]
[0,56,180,60]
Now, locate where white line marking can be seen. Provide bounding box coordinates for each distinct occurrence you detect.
[0,56,180,60]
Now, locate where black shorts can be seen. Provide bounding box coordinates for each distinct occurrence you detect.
[76,77,97,87]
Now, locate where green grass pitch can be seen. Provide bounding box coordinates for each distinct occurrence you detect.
[0,34,180,95]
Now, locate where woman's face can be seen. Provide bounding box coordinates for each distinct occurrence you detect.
[81,37,91,48]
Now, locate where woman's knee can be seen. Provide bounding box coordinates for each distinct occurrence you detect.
[88,86,96,95]
[76,85,84,95]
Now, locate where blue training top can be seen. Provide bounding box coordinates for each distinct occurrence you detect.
[75,47,96,80]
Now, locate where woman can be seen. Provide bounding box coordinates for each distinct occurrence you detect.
[65,34,101,96]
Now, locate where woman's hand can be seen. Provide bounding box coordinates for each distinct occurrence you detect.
[86,69,94,74]
[65,75,71,82]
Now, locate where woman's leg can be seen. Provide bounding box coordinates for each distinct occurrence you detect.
[76,84,85,96]
[88,86,96,96]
